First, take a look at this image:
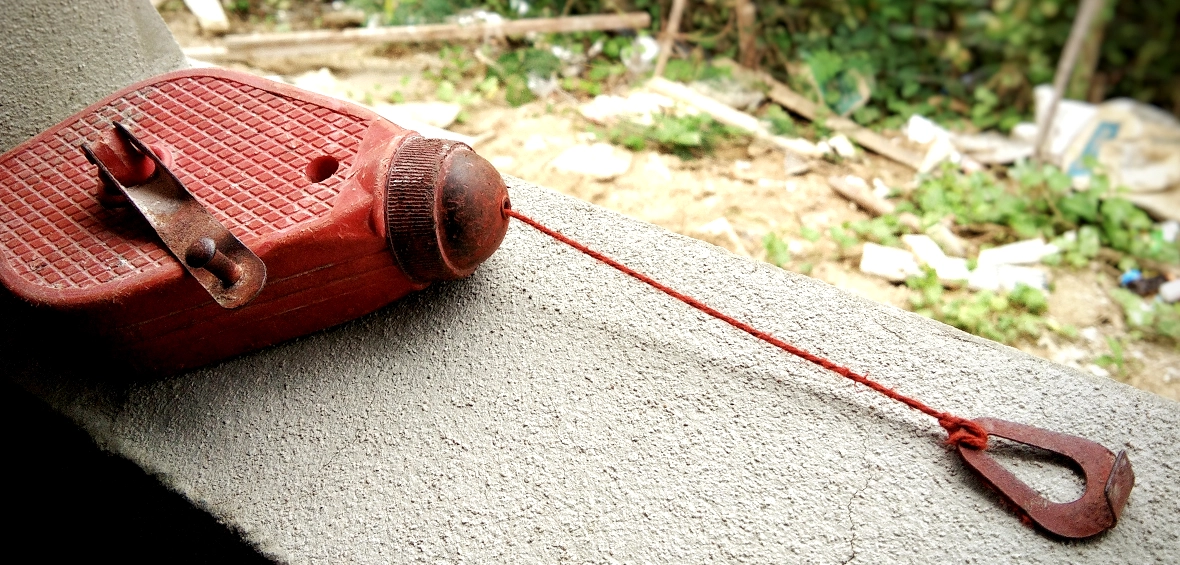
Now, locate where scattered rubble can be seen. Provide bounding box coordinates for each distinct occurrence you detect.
[779,138,826,159]
[902,234,970,282]
[827,134,857,159]
[549,143,633,179]
[689,77,765,113]
[1161,280,1180,303]
[951,131,1033,165]
[859,242,921,282]
[976,238,1060,268]
[579,92,673,126]
[968,264,1050,292]
[647,77,826,158]
[783,153,811,176]
[622,35,660,75]
[962,238,1059,292]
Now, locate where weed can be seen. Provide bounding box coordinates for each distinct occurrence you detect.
[846,214,904,247]
[906,269,1048,345]
[763,233,791,268]
[828,226,858,250]
[598,114,748,160]
[763,105,796,137]
[1108,288,1180,342]
[800,226,822,243]
[1095,337,1130,379]
[663,59,732,84]
[911,163,1180,265]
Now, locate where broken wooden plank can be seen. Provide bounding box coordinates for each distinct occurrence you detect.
[215,12,651,59]
[714,60,924,170]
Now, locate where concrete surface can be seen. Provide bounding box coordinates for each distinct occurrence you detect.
[3,1,1180,563]
[6,178,1180,563]
[0,0,187,151]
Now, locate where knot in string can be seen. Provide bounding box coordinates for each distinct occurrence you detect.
[939,415,989,450]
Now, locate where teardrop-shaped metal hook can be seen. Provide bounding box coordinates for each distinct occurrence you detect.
[957,417,1134,538]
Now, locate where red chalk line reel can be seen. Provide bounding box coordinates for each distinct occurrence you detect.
[0,69,510,373]
[0,69,1132,539]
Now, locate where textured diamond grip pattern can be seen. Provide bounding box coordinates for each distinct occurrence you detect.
[0,74,368,293]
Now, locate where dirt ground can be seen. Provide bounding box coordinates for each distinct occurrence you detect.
[162,8,1179,401]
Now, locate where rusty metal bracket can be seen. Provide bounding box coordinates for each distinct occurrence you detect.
[82,123,266,309]
[958,417,1134,539]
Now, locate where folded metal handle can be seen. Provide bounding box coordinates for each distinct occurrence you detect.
[82,122,266,309]
[958,417,1134,539]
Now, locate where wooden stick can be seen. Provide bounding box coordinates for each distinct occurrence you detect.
[1034,0,1104,162]
[653,0,687,78]
[1067,0,1109,101]
[827,176,908,221]
[735,0,757,68]
[217,13,651,58]
[715,61,923,170]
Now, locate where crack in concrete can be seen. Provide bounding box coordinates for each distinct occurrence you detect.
[873,318,911,345]
[841,439,875,565]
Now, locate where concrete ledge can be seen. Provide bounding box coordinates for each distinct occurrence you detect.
[0,0,187,151]
[7,178,1179,563]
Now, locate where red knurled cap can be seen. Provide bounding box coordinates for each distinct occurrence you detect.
[384,136,510,283]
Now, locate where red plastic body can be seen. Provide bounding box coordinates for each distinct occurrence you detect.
[0,69,447,372]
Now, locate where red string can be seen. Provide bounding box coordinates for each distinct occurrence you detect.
[506,208,989,450]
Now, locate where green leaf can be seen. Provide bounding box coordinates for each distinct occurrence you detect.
[763,233,791,268]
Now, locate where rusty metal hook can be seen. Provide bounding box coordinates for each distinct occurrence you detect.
[957,418,1134,539]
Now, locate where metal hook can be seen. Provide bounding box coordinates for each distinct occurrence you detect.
[957,417,1134,539]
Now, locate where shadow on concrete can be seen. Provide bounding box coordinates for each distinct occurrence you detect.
[0,378,272,563]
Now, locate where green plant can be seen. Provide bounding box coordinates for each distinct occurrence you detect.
[659,1,1179,130]
[1095,336,1129,379]
[599,113,748,159]
[1108,288,1180,342]
[763,104,797,137]
[800,226,822,243]
[846,214,904,247]
[911,163,1179,266]
[763,233,791,268]
[488,48,562,107]
[828,225,859,250]
[908,269,1047,345]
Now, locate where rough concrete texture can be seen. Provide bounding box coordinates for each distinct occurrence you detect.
[0,0,187,151]
[3,2,1179,562]
[6,178,1180,563]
